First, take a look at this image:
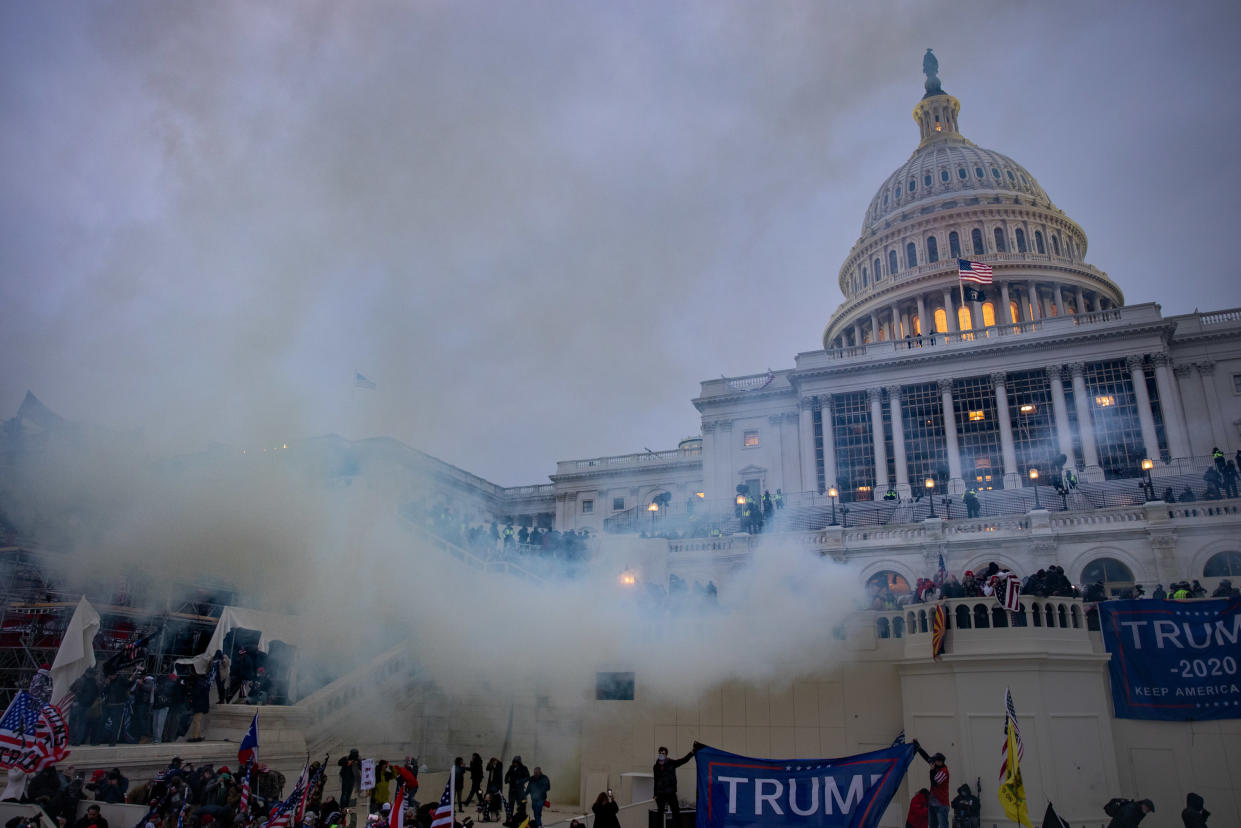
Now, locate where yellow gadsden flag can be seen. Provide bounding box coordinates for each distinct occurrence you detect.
[997,688,1032,827]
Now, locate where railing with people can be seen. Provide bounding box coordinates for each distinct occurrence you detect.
[871,596,1087,641]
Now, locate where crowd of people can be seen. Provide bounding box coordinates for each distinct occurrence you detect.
[403,501,590,571]
[64,646,275,747]
[866,562,1075,611]
[1152,447,1241,503]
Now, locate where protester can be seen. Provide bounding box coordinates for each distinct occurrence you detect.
[592,791,620,828]
[912,741,949,828]
[653,743,701,825]
[906,789,930,828]
[461,753,484,808]
[1106,798,1154,828]
[338,749,361,808]
[525,767,550,828]
[1181,793,1209,828]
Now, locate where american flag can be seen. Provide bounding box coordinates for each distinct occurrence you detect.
[998,687,1024,782]
[958,259,993,284]
[429,775,454,828]
[998,574,1021,612]
[265,767,310,828]
[238,760,253,815]
[0,690,70,772]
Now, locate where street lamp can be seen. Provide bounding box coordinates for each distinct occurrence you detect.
[828,486,839,526]
[1029,467,1041,508]
[925,478,936,517]
[1141,458,1154,501]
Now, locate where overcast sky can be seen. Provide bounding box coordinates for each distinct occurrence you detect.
[3,1,1240,486]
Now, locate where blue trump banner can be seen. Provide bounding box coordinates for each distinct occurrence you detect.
[695,743,914,828]
[1098,598,1241,720]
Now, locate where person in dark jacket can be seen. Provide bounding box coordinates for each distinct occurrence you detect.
[504,756,530,813]
[525,767,550,828]
[338,749,361,808]
[653,744,700,824]
[68,668,100,745]
[1181,793,1208,828]
[186,672,211,742]
[453,757,466,812]
[950,784,979,828]
[912,741,950,828]
[591,791,620,828]
[463,754,484,808]
[1107,798,1153,828]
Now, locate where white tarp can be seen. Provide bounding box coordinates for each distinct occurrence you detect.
[50,596,100,705]
[177,605,302,674]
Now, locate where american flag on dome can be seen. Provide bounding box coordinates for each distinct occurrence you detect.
[958,259,993,284]
[0,690,70,772]
[429,775,454,828]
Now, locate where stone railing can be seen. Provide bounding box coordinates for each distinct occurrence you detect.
[558,446,702,474]
[871,596,1087,642]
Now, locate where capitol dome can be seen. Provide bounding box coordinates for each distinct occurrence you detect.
[822,52,1123,351]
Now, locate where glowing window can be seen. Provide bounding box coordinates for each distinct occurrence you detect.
[934,308,948,333]
[743,430,760,447]
[857,485,872,493]
[1009,301,1019,323]
[968,410,985,422]
[1094,395,1116,407]
[958,305,973,330]
[1019,403,1036,414]
[982,302,996,327]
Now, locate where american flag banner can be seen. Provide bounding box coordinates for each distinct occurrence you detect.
[265,767,309,828]
[429,772,454,828]
[239,760,253,815]
[958,259,993,284]
[998,687,1024,782]
[0,690,70,772]
[389,783,406,828]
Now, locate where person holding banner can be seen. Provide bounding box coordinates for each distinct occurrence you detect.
[912,741,950,828]
[653,743,699,825]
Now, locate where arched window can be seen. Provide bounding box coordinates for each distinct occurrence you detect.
[1035,231,1045,254]
[971,228,985,255]
[992,167,1001,179]
[1009,301,1020,324]
[958,167,968,180]
[975,166,984,179]
[909,179,916,193]
[1015,228,1027,253]
[941,170,950,183]
[906,242,918,268]
[994,227,1007,252]
[982,302,996,327]
[913,314,922,335]
[894,186,901,202]
[889,249,899,275]
[934,308,948,333]
[1007,170,1015,182]
[873,258,882,282]
[958,305,972,330]
[924,174,932,188]
[866,570,911,597]
[927,236,939,263]
[861,266,868,287]
[1052,234,1061,256]
[949,231,961,259]
[955,604,971,629]
[1204,550,1241,577]
[1082,557,1136,597]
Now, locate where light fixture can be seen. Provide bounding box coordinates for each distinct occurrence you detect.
[1095,394,1115,407]
[695,492,705,498]
[968,410,985,421]
[1028,468,1039,480]
[1019,403,1036,414]
[1141,458,1154,472]
[647,502,659,512]
[828,487,839,498]
[736,494,746,506]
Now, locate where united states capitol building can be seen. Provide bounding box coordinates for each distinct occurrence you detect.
[4,54,1240,828]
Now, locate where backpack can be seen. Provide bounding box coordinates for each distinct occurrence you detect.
[1103,798,1130,818]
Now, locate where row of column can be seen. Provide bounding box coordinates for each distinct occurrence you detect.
[836,281,1114,349]
[797,355,1191,499]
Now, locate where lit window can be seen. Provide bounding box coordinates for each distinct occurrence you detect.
[581,499,594,513]
[743,430,760,447]
[857,485,872,493]
[968,410,985,421]
[612,497,625,511]
[1094,395,1115,407]
[695,491,705,499]
[1019,403,1036,414]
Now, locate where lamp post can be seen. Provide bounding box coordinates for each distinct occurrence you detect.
[925,478,936,517]
[1141,458,1154,501]
[828,486,839,526]
[1029,467,1041,508]
[648,501,658,531]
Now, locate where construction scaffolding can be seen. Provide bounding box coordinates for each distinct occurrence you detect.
[0,541,237,707]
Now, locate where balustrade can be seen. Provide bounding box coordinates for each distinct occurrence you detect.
[871,596,1085,640]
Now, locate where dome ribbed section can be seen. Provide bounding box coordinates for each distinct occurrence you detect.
[862,141,1052,232]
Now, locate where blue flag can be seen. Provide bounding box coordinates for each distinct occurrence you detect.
[1098,597,1241,720]
[696,743,914,828]
[239,713,259,765]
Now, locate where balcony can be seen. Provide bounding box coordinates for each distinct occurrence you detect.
[556,445,703,476]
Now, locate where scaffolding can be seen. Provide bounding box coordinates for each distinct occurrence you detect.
[0,541,236,707]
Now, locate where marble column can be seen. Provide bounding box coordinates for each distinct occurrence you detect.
[852,322,863,347]
[887,385,910,498]
[869,387,889,498]
[1046,366,1076,467]
[1175,363,1206,455]
[819,395,837,491]
[939,379,965,493]
[768,414,786,487]
[1152,354,1191,459]
[798,398,817,494]
[916,295,927,336]
[943,289,959,332]
[992,372,1021,488]
[889,304,901,339]
[717,420,734,496]
[1000,282,1012,323]
[1069,362,1104,480]
[701,421,718,502]
[1074,287,1085,315]
[870,312,880,343]
[1126,356,1162,462]
[1027,282,1041,320]
[1198,361,1229,449]
[1054,284,1066,316]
